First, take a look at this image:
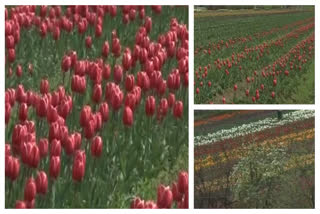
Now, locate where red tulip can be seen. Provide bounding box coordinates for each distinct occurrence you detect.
[245,89,249,96]
[5,102,11,124]
[234,84,238,91]
[260,84,264,90]
[15,200,27,209]
[49,156,60,179]
[5,156,20,181]
[24,177,36,202]
[173,101,183,119]
[145,96,156,116]
[144,16,152,33]
[252,96,256,103]
[16,64,22,77]
[91,136,103,157]
[8,48,16,62]
[95,24,102,38]
[65,135,75,155]
[72,150,86,182]
[157,185,173,208]
[113,64,123,84]
[36,96,49,118]
[19,103,28,121]
[39,138,49,158]
[84,120,95,139]
[40,79,49,94]
[112,38,121,57]
[168,93,175,108]
[110,86,123,111]
[92,84,102,103]
[85,36,92,49]
[125,74,135,91]
[285,70,289,76]
[273,79,277,86]
[35,171,48,195]
[271,91,275,99]
[125,92,137,111]
[80,105,92,127]
[102,63,111,80]
[102,41,109,58]
[21,142,40,168]
[172,182,183,201]
[99,102,109,122]
[178,171,188,194]
[61,55,72,72]
[222,96,226,104]
[50,139,61,157]
[122,48,132,71]
[123,106,133,126]
[131,197,145,208]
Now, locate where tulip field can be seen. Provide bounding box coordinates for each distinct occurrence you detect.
[194,7,315,104]
[194,110,315,208]
[5,5,188,208]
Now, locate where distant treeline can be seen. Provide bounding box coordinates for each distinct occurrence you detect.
[195,5,313,10]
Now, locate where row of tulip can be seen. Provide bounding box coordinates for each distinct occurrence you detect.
[195,128,314,171]
[194,110,314,146]
[195,153,314,193]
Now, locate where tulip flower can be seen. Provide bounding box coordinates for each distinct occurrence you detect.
[24,177,36,202]
[49,156,60,179]
[91,136,103,157]
[35,171,48,195]
[15,200,27,209]
[173,101,183,119]
[145,96,156,116]
[123,106,133,126]
[72,150,86,182]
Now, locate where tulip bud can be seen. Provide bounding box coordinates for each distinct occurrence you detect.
[145,96,156,116]
[5,102,11,124]
[173,101,183,119]
[49,156,60,179]
[72,150,86,182]
[8,48,16,63]
[172,182,183,201]
[24,177,36,202]
[80,105,92,127]
[102,63,111,80]
[35,171,48,195]
[144,16,152,33]
[15,200,27,209]
[102,41,109,58]
[131,197,145,208]
[113,64,123,84]
[91,136,103,157]
[157,185,173,208]
[99,102,109,122]
[39,138,49,158]
[123,106,133,126]
[61,55,71,72]
[92,84,102,103]
[112,38,121,57]
[85,36,92,49]
[40,79,49,94]
[19,103,28,121]
[168,93,175,108]
[50,139,61,157]
[125,74,135,91]
[65,135,75,155]
[5,156,20,181]
[178,171,188,194]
